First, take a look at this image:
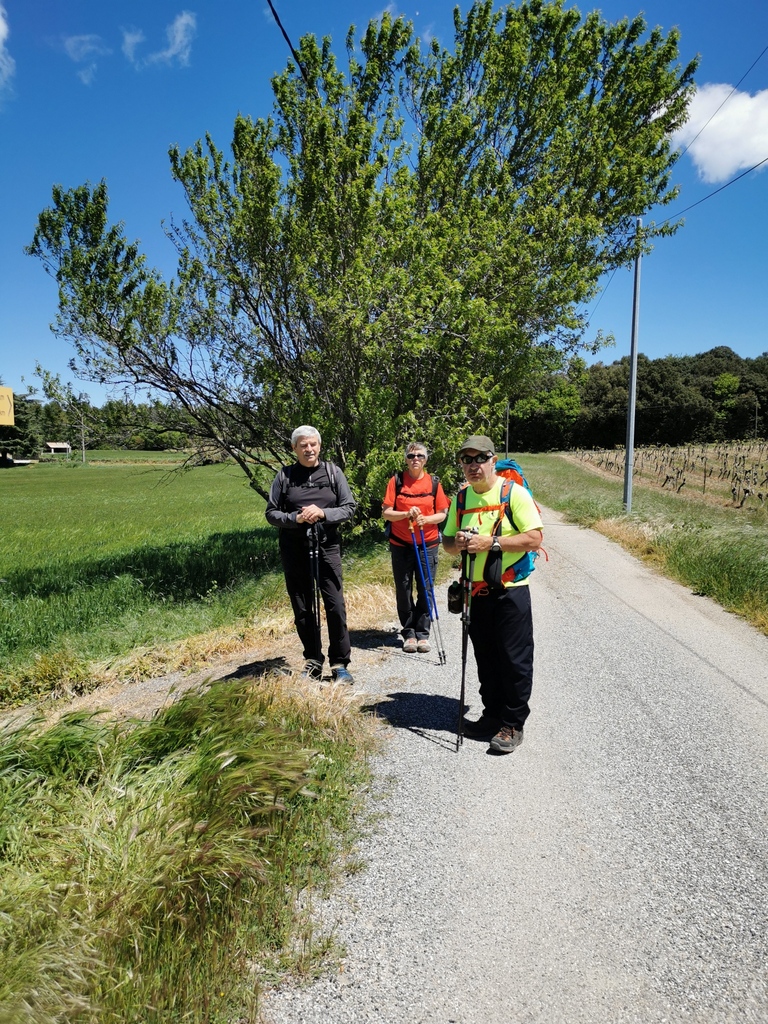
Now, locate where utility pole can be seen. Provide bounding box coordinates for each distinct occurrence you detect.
[623,218,642,512]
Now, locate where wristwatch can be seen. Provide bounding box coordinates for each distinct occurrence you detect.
[491,537,501,552]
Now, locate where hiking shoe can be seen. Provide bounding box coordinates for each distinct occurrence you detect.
[331,665,354,685]
[301,660,322,680]
[416,639,431,653]
[402,637,418,653]
[461,715,502,739]
[489,724,524,754]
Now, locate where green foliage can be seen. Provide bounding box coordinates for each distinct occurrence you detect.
[0,395,44,459]
[510,346,768,450]
[27,1,696,513]
[0,678,375,1023]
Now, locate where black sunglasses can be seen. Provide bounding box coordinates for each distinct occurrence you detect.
[459,453,492,465]
[406,453,427,460]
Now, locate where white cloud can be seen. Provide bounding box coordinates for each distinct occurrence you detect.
[674,83,768,184]
[0,3,17,94]
[122,28,145,65]
[63,33,110,63]
[145,11,196,67]
[78,63,98,86]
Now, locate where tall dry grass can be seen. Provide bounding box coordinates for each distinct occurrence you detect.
[0,674,379,1023]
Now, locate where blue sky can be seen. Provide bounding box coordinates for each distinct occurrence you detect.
[1,0,767,405]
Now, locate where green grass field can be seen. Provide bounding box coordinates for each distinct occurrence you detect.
[1,457,384,1023]
[0,460,284,702]
[0,458,399,705]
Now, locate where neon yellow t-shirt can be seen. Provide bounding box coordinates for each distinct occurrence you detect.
[443,479,543,587]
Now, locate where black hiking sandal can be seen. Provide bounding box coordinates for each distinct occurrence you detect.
[301,660,322,680]
[461,715,502,739]
[489,724,524,754]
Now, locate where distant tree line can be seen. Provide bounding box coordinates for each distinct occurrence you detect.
[0,396,192,460]
[509,346,768,451]
[3,345,766,462]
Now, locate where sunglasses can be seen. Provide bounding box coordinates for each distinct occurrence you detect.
[406,453,427,460]
[459,453,492,465]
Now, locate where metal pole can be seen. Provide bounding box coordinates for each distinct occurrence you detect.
[623,218,642,512]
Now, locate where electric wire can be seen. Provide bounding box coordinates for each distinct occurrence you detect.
[265,0,319,97]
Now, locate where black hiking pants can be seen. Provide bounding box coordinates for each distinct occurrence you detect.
[390,540,438,640]
[468,585,534,730]
[280,540,351,667]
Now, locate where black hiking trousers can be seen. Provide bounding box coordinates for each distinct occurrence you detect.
[390,540,438,640]
[280,540,351,667]
[468,585,534,730]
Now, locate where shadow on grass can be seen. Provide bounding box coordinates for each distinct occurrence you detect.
[222,656,291,680]
[6,527,282,602]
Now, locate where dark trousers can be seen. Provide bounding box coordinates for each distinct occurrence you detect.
[281,542,351,666]
[390,541,438,640]
[467,586,534,730]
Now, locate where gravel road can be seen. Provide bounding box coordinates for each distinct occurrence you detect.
[261,508,768,1024]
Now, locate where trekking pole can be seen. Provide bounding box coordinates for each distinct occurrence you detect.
[307,524,322,665]
[408,520,434,649]
[457,533,477,752]
[418,526,447,665]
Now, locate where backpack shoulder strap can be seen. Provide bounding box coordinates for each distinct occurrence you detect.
[455,485,467,528]
[279,465,293,510]
[325,460,339,498]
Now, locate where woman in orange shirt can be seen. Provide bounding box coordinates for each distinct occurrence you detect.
[382,442,450,653]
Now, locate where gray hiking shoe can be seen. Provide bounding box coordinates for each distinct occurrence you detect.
[416,639,431,653]
[402,637,417,653]
[489,724,524,754]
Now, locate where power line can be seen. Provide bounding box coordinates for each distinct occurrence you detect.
[662,153,768,224]
[265,0,317,96]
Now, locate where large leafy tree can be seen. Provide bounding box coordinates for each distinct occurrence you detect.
[27,0,696,510]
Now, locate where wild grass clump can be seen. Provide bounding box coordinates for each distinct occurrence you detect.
[0,675,377,1023]
[525,452,768,633]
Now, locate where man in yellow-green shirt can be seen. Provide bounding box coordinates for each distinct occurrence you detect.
[443,435,543,754]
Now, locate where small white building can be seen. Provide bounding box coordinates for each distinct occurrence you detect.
[45,441,72,456]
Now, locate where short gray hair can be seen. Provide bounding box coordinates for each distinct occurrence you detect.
[291,425,321,446]
[405,441,428,459]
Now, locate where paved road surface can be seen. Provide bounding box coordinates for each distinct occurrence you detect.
[263,510,768,1024]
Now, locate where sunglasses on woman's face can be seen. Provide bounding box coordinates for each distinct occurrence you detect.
[406,453,427,460]
[459,453,492,465]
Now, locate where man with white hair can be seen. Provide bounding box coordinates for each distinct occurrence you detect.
[266,426,356,683]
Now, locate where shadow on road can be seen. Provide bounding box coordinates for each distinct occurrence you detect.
[363,691,463,751]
